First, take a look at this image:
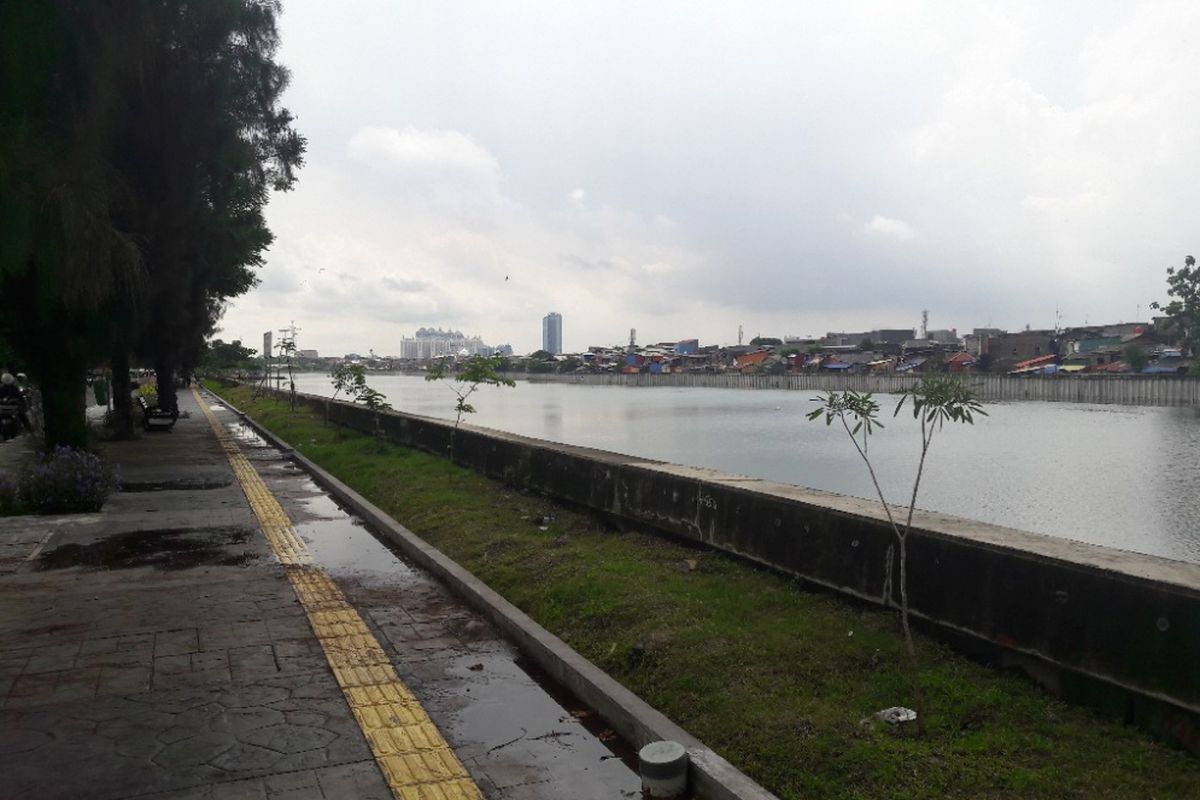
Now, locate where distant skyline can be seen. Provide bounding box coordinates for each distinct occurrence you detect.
[217,1,1200,356]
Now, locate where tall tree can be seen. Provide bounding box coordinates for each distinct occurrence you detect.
[1,1,302,445]
[0,2,145,448]
[118,0,302,415]
[1151,254,1200,361]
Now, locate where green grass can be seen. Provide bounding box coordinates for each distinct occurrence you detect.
[211,382,1200,800]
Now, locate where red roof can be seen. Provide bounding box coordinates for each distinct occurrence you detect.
[1012,354,1058,370]
[1094,361,1130,373]
[734,351,770,369]
[946,351,976,364]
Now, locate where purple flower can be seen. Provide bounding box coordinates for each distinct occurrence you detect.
[17,446,116,514]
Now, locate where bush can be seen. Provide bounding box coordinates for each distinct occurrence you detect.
[19,446,118,514]
[136,382,159,406]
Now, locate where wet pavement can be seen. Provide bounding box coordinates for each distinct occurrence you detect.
[0,427,34,486]
[0,388,642,799]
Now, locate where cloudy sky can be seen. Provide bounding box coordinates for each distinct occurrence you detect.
[219,0,1200,356]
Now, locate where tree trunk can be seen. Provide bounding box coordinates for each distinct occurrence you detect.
[37,353,88,450]
[110,350,135,439]
[154,360,178,413]
[898,535,928,735]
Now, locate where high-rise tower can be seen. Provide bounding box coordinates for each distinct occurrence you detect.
[542,312,563,355]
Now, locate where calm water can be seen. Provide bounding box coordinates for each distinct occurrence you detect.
[292,373,1200,564]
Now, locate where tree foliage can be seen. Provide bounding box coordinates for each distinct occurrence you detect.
[1123,343,1148,373]
[0,3,146,447]
[329,363,391,411]
[201,339,258,371]
[808,376,986,733]
[123,0,304,414]
[0,0,303,447]
[1151,254,1200,357]
[425,357,515,463]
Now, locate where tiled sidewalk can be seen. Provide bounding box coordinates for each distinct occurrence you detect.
[0,388,640,799]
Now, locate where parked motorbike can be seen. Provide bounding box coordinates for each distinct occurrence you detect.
[0,401,22,441]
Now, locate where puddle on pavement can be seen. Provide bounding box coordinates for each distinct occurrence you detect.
[513,654,642,772]
[37,527,259,571]
[224,419,647,781]
[119,476,232,492]
[292,487,645,778]
[292,500,421,587]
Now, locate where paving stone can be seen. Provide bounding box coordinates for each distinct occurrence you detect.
[0,725,51,755]
[209,780,269,800]
[314,760,393,800]
[145,785,219,800]
[478,759,553,791]
[216,706,287,734]
[218,684,293,709]
[114,730,167,759]
[99,664,153,695]
[25,643,81,673]
[262,768,323,798]
[153,731,236,769]
[80,636,121,656]
[155,629,201,657]
[210,742,283,772]
[8,672,56,700]
[0,389,641,800]
[241,723,337,754]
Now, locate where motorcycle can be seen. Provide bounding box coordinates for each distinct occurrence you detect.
[0,401,22,441]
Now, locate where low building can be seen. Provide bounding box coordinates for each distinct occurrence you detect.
[991,330,1059,364]
[871,329,915,347]
[821,331,871,348]
[945,351,977,373]
[734,350,770,372]
[926,328,961,346]
[964,328,1005,356]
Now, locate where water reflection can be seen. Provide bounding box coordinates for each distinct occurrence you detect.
[542,401,562,443]
[292,374,1200,564]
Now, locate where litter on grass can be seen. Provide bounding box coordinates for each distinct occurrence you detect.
[874,707,917,725]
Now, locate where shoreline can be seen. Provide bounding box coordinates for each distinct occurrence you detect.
[261,369,1200,407]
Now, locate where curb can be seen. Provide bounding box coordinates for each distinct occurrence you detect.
[204,387,778,800]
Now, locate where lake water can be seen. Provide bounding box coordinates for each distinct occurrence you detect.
[291,373,1200,564]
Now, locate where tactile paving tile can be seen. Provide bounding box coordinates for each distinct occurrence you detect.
[193,388,482,799]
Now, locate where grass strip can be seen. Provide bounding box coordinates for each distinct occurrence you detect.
[212,383,1200,800]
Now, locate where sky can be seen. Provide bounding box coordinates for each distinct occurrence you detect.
[218,0,1200,356]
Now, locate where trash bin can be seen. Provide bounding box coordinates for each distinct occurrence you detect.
[93,381,109,406]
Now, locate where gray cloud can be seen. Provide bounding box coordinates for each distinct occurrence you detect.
[218,0,1200,354]
[381,276,432,292]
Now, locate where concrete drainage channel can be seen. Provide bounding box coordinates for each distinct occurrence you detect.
[206,388,778,800]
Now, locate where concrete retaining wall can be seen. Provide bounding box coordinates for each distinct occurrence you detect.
[277,387,1200,750]
[518,372,1200,407]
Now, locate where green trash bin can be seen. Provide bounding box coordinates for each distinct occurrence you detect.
[93,381,108,406]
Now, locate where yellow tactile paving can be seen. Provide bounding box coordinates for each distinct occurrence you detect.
[193,388,482,800]
[347,683,418,706]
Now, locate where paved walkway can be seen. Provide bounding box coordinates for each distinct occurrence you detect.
[0,388,640,799]
[0,427,35,485]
